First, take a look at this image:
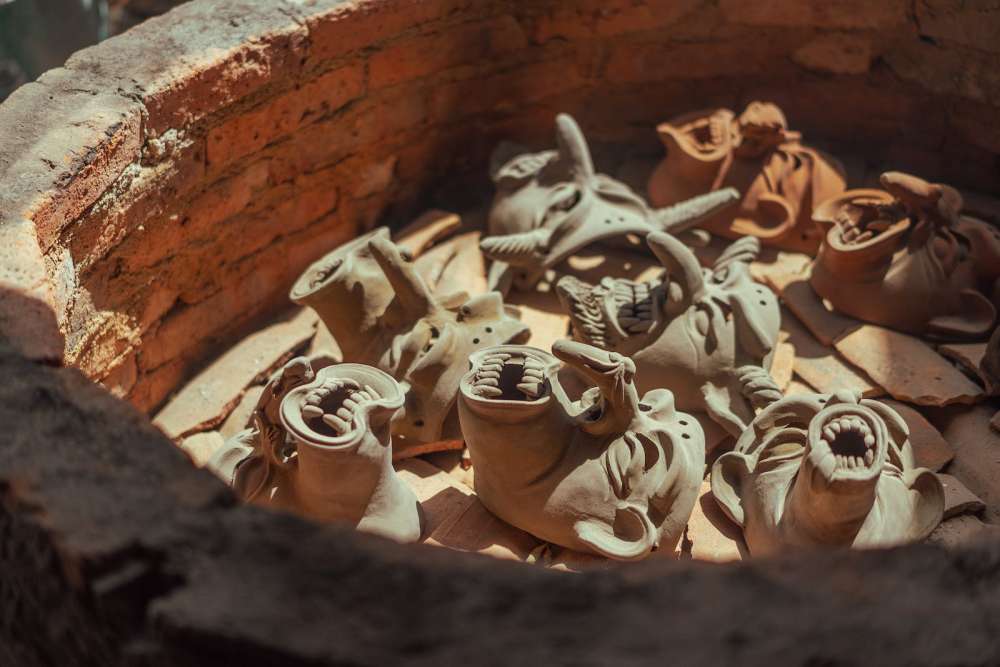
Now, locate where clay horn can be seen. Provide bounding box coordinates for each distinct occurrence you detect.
[646,231,706,303]
[555,113,595,180]
[655,187,741,235]
[367,235,437,318]
[479,228,552,267]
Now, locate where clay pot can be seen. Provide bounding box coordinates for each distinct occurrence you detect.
[648,101,847,254]
[810,171,1000,339]
[711,390,944,555]
[458,340,705,560]
[291,228,529,444]
[480,113,739,292]
[556,231,781,438]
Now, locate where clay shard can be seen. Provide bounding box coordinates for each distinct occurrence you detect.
[711,390,944,555]
[648,101,847,253]
[810,171,1000,339]
[289,227,530,447]
[556,231,782,437]
[208,358,423,543]
[458,341,705,560]
[481,113,740,292]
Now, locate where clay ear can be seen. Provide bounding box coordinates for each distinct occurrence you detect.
[574,504,657,561]
[905,468,945,541]
[926,290,996,338]
[711,451,751,527]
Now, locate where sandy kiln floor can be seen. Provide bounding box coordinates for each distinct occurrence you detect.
[151,209,1000,571]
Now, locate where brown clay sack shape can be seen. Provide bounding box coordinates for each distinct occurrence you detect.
[208,360,424,543]
[290,228,530,445]
[480,113,740,292]
[810,171,1000,339]
[647,101,847,254]
[711,390,944,556]
[556,231,782,438]
[458,340,705,560]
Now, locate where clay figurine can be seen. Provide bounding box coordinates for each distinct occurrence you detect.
[556,231,781,437]
[648,101,847,253]
[208,359,423,542]
[810,171,1000,339]
[458,340,705,561]
[290,227,530,445]
[480,113,740,291]
[711,390,944,555]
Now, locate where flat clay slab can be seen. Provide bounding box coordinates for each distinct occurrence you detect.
[938,342,994,393]
[771,340,796,392]
[153,308,318,439]
[882,399,954,472]
[781,277,859,347]
[782,309,882,398]
[179,431,225,467]
[394,209,462,256]
[937,404,1000,524]
[834,325,983,407]
[936,473,987,519]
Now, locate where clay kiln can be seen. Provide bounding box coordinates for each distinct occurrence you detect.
[1,1,1000,664]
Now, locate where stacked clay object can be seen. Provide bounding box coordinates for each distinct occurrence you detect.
[648,101,847,253]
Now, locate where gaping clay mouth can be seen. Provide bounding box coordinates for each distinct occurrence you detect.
[299,378,382,437]
[468,350,547,402]
[809,408,885,480]
[557,276,658,348]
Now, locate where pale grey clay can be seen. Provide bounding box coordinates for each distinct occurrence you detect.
[480,113,740,291]
[556,231,782,438]
[711,390,944,555]
[458,340,705,560]
[209,358,423,543]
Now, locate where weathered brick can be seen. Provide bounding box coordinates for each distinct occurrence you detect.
[916,0,1000,54]
[721,0,908,29]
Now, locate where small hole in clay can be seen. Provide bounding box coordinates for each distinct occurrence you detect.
[485,327,493,333]
[759,300,766,306]
[605,219,612,224]
[414,419,424,427]
[473,338,480,344]
[679,419,688,426]
[682,433,690,439]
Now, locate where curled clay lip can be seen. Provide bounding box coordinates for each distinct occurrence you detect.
[280,364,403,449]
[807,403,887,485]
[289,228,388,303]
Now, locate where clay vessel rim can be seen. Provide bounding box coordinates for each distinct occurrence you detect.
[279,364,403,450]
[655,110,734,161]
[806,402,886,484]
[289,227,390,303]
[460,344,559,407]
[813,189,892,225]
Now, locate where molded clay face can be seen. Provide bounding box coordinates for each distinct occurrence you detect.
[209,361,423,543]
[556,231,781,437]
[810,171,1000,339]
[711,390,944,555]
[458,340,705,560]
[648,101,847,253]
[291,229,530,443]
[481,113,740,291]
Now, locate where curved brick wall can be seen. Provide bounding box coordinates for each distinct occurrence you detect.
[1,1,1000,664]
[2,0,1000,413]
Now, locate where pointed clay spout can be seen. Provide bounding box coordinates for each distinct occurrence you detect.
[555,113,595,180]
[784,402,887,545]
[367,235,437,320]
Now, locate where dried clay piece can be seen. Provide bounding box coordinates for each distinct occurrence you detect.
[290,227,529,444]
[810,171,1000,339]
[556,231,781,437]
[480,113,740,292]
[458,340,705,561]
[208,359,423,542]
[648,101,846,254]
[711,390,944,555]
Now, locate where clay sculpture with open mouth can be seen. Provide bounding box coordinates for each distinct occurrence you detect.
[210,360,423,543]
[555,230,782,438]
[711,390,944,555]
[810,171,1000,339]
[291,228,530,447]
[647,101,847,254]
[480,113,740,292]
[458,340,705,561]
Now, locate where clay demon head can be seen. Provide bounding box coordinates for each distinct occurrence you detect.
[480,113,740,291]
[458,340,705,561]
[556,231,781,437]
[291,229,530,444]
[711,390,944,555]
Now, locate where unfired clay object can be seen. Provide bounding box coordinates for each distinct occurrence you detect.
[648,101,847,253]
[711,390,944,555]
[208,359,423,542]
[458,340,705,561]
[556,231,781,437]
[810,171,1000,339]
[481,113,740,291]
[291,228,530,444]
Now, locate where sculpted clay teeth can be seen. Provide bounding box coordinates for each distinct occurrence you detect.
[820,415,878,470]
[301,378,381,436]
